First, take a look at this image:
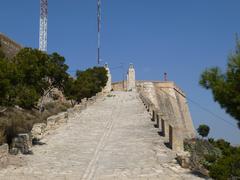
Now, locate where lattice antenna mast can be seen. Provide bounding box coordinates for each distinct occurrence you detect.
[97,0,101,64]
[39,0,48,52]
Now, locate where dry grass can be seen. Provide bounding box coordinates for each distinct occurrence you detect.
[0,101,71,145]
[0,129,5,145]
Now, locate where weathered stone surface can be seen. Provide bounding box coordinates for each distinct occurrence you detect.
[0,92,203,179]
[169,124,184,152]
[112,81,126,91]
[31,123,47,140]
[57,112,68,123]
[176,151,191,168]
[0,144,8,168]
[137,81,196,139]
[46,112,68,130]
[0,33,22,58]
[72,104,81,112]
[81,98,87,103]
[11,134,32,154]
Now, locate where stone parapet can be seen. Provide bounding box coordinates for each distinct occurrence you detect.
[139,92,184,152]
[138,81,196,139]
[31,93,104,142]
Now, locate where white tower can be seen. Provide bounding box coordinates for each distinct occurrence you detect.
[103,63,112,92]
[39,0,48,52]
[127,63,136,91]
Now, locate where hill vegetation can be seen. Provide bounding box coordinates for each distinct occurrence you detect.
[0,48,108,145]
[198,38,240,179]
[185,137,240,180]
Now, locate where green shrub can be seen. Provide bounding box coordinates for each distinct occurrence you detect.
[185,138,240,179]
[0,101,71,145]
[197,124,210,138]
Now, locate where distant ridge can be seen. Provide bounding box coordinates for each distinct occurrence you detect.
[0,33,22,58]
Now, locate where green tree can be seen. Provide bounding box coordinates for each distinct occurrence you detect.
[13,48,69,110]
[199,37,240,128]
[209,143,240,180]
[63,67,108,105]
[0,57,18,106]
[0,49,5,59]
[197,124,210,138]
[0,48,69,110]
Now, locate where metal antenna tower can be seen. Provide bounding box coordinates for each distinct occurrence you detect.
[39,0,48,52]
[97,0,101,64]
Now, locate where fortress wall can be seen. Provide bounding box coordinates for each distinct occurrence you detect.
[112,81,126,91]
[0,33,22,58]
[137,81,196,139]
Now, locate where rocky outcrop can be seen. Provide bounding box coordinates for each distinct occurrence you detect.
[11,134,32,155]
[0,33,22,58]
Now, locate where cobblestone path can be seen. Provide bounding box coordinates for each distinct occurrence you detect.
[0,92,203,180]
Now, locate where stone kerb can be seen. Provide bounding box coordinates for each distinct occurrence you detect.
[31,123,47,140]
[46,112,68,130]
[32,93,104,141]
[0,144,8,168]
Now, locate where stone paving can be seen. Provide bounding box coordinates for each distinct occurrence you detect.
[0,92,204,180]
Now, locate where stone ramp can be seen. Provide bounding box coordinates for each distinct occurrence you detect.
[0,92,203,180]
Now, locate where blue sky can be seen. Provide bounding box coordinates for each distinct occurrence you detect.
[1,0,240,144]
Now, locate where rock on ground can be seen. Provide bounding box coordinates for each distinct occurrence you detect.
[0,91,204,180]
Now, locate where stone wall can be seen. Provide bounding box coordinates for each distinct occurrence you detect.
[137,81,195,139]
[138,81,196,152]
[31,92,104,141]
[0,33,22,58]
[112,81,126,91]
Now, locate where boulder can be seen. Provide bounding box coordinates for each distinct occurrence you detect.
[31,123,47,140]
[11,134,32,154]
[176,151,191,168]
